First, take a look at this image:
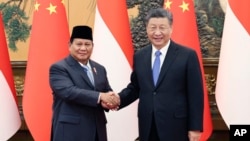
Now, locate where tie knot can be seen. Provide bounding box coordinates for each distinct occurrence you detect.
[155,50,161,57]
[82,65,89,72]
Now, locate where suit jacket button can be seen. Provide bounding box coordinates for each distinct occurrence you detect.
[153,92,156,95]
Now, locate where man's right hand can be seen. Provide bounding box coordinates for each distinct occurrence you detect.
[100,91,120,110]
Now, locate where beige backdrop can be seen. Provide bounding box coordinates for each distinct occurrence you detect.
[8,0,97,61]
[7,0,138,61]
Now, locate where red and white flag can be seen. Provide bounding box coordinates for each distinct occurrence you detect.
[0,13,21,140]
[92,0,137,141]
[22,1,69,140]
[215,0,250,128]
[163,0,213,140]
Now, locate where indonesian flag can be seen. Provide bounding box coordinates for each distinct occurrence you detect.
[0,13,21,141]
[22,1,69,140]
[92,0,138,141]
[163,0,213,140]
[215,0,250,128]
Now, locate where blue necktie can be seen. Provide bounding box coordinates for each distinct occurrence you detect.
[152,50,161,85]
[83,66,95,86]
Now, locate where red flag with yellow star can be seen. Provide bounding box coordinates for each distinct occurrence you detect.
[22,0,69,140]
[163,0,213,140]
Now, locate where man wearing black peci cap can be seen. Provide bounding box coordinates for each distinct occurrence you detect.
[49,25,120,141]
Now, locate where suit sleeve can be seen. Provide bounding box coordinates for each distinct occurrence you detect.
[187,50,204,131]
[119,55,140,109]
[49,63,101,107]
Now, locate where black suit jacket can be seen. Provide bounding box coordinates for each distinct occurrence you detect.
[49,55,112,141]
[119,41,204,141]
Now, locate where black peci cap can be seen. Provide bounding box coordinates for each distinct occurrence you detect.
[70,25,93,42]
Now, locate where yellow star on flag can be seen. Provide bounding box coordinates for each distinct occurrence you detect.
[164,0,172,10]
[46,3,57,15]
[34,1,40,11]
[179,1,189,12]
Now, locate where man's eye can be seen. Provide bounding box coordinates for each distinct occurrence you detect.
[150,27,156,30]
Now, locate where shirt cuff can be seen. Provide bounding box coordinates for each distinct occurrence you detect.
[97,93,101,104]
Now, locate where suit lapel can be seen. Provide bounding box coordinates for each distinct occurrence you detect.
[156,41,178,87]
[142,46,155,86]
[67,55,95,88]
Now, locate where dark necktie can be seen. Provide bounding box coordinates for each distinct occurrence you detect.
[152,50,161,85]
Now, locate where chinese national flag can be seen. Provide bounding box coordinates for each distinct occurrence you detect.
[22,1,69,140]
[92,0,137,140]
[216,0,250,127]
[163,0,213,140]
[0,13,21,141]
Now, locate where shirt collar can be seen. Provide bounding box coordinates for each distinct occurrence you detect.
[152,40,171,56]
[79,61,91,69]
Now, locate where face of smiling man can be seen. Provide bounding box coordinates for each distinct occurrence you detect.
[146,17,173,50]
[69,38,93,65]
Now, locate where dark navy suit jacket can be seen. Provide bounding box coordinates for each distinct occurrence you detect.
[49,55,112,141]
[119,41,204,141]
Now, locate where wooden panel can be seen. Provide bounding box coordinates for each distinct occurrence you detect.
[204,58,229,140]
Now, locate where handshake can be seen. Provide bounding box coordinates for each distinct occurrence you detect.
[100,91,120,110]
